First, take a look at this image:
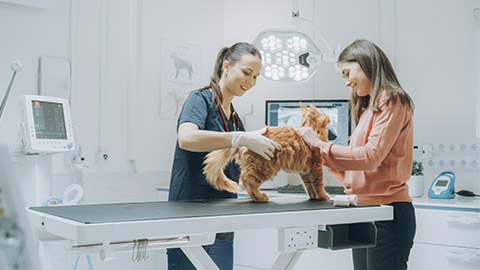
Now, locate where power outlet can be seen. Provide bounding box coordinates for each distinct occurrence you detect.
[96,151,109,165]
[278,226,318,252]
[425,157,480,171]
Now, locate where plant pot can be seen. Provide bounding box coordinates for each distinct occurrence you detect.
[407,175,424,198]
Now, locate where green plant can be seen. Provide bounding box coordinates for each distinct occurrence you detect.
[411,160,424,176]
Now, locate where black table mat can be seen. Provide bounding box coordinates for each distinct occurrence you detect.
[29,198,376,224]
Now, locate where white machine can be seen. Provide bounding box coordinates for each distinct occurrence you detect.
[0,145,43,270]
[18,95,74,154]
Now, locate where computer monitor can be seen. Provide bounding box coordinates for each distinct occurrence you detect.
[265,99,351,146]
[18,95,74,154]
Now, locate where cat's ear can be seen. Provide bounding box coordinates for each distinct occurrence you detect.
[309,104,317,110]
[300,103,308,114]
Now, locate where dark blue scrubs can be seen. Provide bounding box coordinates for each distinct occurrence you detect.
[167,89,244,270]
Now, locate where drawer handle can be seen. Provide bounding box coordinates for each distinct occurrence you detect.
[445,250,480,263]
[445,215,480,225]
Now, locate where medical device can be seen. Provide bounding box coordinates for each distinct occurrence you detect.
[0,59,23,122]
[0,146,43,270]
[252,0,340,82]
[266,99,351,146]
[18,95,75,154]
[428,171,456,199]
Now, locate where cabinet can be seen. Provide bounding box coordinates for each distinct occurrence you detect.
[408,206,480,270]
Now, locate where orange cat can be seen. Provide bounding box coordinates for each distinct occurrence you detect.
[202,104,330,202]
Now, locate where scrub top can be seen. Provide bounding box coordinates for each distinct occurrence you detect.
[168,89,245,202]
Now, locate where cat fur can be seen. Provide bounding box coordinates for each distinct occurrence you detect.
[202,104,330,202]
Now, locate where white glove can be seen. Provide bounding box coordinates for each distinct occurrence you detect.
[231,128,281,160]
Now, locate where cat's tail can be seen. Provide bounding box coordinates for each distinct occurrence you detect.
[203,148,240,193]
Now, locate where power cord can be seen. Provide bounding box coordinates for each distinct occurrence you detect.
[456,190,480,197]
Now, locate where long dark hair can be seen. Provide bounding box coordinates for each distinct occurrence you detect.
[199,42,261,110]
[338,39,414,126]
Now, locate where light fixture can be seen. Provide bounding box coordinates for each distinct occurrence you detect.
[253,0,339,82]
[253,30,324,82]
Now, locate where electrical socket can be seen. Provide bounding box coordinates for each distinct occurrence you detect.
[425,157,480,171]
[96,151,109,165]
[278,226,318,252]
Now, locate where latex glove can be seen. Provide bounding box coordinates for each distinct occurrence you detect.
[231,128,281,160]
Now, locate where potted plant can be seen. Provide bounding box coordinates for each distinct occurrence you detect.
[408,160,424,197]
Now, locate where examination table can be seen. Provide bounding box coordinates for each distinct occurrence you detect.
[28,197,392,269]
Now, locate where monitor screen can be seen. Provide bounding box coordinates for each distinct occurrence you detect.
[266,99,350,146]
[31,100,67,140]
[19,95,74,154]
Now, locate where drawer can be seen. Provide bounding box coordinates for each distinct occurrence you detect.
[409,242,480,270]
[415,208,480,248]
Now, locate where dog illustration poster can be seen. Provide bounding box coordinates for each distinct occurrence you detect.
[160,39,200,119]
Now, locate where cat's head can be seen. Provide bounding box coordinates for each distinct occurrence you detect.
[300,103,330,142]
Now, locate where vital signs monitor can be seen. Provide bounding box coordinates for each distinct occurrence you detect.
[266,99,351,146]
[19,95,74,154]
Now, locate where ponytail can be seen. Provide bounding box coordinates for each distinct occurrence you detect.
[198,42,261,110]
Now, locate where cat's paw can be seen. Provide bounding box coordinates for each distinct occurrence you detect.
[252,193,269,203]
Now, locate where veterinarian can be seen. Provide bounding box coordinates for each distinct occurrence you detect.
[299,39,416,270]
[167,42,281,270]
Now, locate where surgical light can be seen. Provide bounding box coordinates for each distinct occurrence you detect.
[253,0,340,83]
[253,30,325,82]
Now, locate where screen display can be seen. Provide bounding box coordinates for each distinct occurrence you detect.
[435,180,449,187]
[266,100,350,146]
[31,100,67,140]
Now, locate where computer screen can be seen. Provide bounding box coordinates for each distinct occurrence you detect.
[265,99,351,146]
[19,95,74,154]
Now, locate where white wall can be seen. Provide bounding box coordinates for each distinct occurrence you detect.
[0,0,477,197]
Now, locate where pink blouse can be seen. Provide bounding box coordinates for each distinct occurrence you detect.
[319,93,413,204]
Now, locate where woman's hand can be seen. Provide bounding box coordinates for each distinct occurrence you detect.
[231,128,281,160]
[297,127,323,151]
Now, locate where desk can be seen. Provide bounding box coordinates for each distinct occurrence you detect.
[28,198,392,270]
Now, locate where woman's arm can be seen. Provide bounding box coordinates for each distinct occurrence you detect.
[177,122,232,152]
[299,99,410,171]
[178,122,282,160]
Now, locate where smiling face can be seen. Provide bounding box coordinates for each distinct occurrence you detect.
[222,54,262,97]
[339,61,372,97]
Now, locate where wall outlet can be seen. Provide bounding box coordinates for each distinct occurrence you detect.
[277,226,318,252]
[96,151,109,165]
[425,157,480,171]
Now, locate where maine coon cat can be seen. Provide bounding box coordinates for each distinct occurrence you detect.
[203,104,330,202]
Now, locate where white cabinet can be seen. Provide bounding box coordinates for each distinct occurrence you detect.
[408,207,480,270]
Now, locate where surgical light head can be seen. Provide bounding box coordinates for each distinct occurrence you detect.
[253,30,327,82]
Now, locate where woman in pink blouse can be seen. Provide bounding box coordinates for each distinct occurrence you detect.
[299,39,416,270]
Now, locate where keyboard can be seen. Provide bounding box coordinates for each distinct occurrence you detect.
[277,185,346,195]
[277,184,306,193]
[324,186,346,195]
